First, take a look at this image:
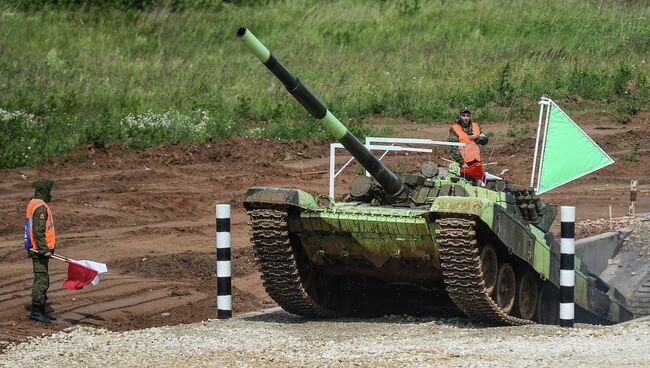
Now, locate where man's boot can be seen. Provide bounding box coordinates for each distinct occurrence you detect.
[29,304,51,324]
[43,303,57,321]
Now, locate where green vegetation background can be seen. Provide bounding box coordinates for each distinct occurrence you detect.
[1,0,648,168]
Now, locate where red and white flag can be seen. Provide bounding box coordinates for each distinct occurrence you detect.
[62,259,108,290]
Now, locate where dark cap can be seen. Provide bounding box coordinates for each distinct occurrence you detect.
[460,107,471,115]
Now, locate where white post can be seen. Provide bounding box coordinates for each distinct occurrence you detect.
[629,179,638,216]
[216,204,232,319]
[531,98,548,187]
[560,206,575,327]
[329,144,336,198]
[535,100,552,193]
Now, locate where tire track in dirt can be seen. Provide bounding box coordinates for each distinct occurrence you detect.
[0,272,206,346]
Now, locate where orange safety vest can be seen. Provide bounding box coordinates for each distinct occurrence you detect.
[25,199,56,250]
[452,122,482,163]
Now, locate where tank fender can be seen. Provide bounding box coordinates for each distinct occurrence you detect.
[430,196,492,219]
[243,187,319,210]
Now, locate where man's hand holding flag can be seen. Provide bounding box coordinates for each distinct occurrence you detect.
[29,249,108,290]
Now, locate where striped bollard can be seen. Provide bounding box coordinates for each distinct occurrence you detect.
[216,204,232,319]
[560,206,575,327]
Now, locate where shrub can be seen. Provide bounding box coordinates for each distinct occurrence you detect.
[625,141,640,162]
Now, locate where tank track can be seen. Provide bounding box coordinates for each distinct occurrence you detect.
[247,206,335,318]
[435,216,534,325]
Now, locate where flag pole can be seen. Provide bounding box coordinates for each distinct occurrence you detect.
[28,249,67,262]
[51,254,68,262]
[535,98,552,193]
[51,252,72,261]
[531,97,549,187]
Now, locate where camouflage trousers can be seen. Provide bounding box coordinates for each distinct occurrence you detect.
[32,257,50,306]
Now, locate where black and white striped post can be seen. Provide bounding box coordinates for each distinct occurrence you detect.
[560,206,575,327]
[216,204,232,319]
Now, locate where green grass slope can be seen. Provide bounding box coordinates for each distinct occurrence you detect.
[0,0,648,167]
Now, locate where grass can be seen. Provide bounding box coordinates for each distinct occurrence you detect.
[625,141,641,162]
[0,0,648,168]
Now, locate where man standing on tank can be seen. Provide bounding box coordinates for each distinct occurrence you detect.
[25,179,58,324]
[448,107,489,182]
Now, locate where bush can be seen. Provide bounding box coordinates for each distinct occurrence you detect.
[122,109,209,149]
[625,141,640,162]
[506,124,530,138]
[0,112,38,168]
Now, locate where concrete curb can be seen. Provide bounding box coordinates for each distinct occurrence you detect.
[235,306,284,319]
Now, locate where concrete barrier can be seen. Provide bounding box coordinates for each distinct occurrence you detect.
[575,229,629,275]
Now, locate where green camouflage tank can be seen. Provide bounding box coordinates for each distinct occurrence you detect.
[238,27,632,325]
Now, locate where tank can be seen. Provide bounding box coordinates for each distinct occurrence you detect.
[237,27,633,325]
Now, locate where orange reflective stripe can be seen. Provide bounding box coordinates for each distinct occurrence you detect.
[43,204,56,249]
[452,122,482,163]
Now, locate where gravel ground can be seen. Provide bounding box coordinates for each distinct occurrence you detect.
[1,310,649,368]
[577,217,650,260]
[623,219,650,260]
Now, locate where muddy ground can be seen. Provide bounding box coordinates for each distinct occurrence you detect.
[1,114,649,350]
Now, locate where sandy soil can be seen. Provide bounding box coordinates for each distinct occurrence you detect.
[1,113,648,349]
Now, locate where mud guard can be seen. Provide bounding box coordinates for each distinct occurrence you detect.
[243,187,319,211]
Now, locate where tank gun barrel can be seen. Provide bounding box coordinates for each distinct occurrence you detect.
[236,27,403,196]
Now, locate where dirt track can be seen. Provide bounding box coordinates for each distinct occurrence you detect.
[1,115,649,349]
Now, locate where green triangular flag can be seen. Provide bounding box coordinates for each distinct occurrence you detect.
[537,102,614,194]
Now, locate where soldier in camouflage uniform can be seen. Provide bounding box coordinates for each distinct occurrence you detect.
[26,179,57,324]
[448,107,489,183]
[448,107,489,166]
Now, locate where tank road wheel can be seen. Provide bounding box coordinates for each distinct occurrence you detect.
[479,245,498,296]
[513,269,538,320]
[495,263,516,314]
[536,284,559,325]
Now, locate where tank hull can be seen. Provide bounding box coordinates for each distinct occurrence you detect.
[244,186,633,325]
